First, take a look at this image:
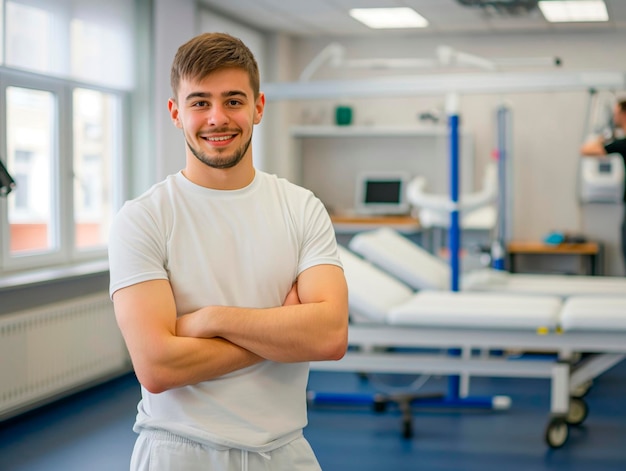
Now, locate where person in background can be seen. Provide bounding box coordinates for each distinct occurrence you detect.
[580,97,626,270]
[108,32,349,471]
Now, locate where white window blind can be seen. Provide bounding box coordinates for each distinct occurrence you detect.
[5,0,134,89]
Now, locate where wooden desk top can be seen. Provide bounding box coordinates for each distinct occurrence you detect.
[507,241,599,255]
[331,214,420,234]
[331,215,419,225]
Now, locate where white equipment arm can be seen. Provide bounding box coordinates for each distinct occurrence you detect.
[406,162,498,214]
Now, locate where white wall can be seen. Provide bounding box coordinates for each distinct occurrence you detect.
[153,0,196,181]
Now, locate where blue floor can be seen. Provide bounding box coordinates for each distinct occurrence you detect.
[1,360,625,471]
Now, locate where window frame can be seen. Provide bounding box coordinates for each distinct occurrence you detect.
[0,66,128,272]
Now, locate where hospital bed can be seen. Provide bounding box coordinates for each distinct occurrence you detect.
[310,245,626,447]
[348,227,626,297]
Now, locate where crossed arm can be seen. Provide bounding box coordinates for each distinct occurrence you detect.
[113,264,349,394]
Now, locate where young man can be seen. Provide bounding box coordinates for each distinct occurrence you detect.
[108,32,349,470]
[580,98,626,269]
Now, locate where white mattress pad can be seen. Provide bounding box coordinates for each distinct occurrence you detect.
[561,296,626,332]
[388,291,563,331]
[350,227,450,290]
[463,269,626,297]
[337,245,414,324]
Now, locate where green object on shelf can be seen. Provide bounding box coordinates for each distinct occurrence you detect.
[335,105,353,126]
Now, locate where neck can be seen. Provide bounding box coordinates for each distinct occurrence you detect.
[183,159,255,190]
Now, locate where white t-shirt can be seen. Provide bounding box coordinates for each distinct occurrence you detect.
[108,170,341,452]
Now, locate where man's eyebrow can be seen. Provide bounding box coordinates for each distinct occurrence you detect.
[184,90,248,102]
[185,92,210,102]
[224,90,248,98]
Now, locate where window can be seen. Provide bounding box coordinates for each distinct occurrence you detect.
[13,150,34,210]
[6,86,56,256]
[0,0,135,272]
[4,0,134,89]
[73,88,120,251]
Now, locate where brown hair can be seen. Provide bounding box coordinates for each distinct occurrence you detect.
[618,98,626,113]
[170,32,260,100]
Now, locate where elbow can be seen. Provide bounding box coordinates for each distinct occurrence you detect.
[326,343,348,361]
[133,363,178,394]
[135,371,167,394]
[318,325,349,361]
[325,307,349,361]
[330,329,349,360]
[140,378,170,395]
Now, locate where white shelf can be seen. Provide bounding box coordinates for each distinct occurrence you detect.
[290,125,455,138]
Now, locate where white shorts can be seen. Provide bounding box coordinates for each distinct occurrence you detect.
[129,430,323,471]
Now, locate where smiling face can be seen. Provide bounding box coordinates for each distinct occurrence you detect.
[169,67,265,188]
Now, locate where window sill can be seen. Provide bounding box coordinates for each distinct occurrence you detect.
[0,259,109,292]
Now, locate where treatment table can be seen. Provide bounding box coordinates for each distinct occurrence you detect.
[310,245,626,448]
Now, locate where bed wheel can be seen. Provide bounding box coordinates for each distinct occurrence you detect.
[566,397,589,426]
[571,380,593,398]
[402,419,413,439]
[373,398,388,413]
[545,417,569,449]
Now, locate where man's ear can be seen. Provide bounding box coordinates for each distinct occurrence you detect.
[253,92,266,125]
[168,98,182,128]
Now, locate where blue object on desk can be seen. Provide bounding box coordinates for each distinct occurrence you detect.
[543,231,588,245]
[543,231,565,245]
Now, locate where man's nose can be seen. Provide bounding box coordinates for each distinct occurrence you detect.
[207,104,229,126]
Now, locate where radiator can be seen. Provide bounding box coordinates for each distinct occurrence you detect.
[0,292,131,419]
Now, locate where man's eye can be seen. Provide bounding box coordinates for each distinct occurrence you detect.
[193,101,208,107]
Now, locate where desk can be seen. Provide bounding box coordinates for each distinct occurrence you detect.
[507,241,602,276]
[331,215,420,235]
[331,215,421,248]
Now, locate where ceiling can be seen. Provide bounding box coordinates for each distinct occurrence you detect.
[198,0,626,38]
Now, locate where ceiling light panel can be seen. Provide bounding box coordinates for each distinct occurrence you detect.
[349,7,429,29]
[538,0,609,23]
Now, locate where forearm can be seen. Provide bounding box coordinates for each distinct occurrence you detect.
[580,135,607,156]
[113,280,264,394]
[216,303,347,362]
[175,264,349,364]
[178,302,347,363]
[126,332,263,393]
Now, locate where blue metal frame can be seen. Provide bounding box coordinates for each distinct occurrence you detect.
[448,112,461,292]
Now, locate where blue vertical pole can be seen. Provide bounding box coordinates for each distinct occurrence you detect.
[445,96,498,409]
[448,112,461,292]
[447,94,461,399]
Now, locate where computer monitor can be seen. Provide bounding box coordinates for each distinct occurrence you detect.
[354,171,410,216]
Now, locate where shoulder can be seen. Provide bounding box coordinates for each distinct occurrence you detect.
[257,170,316,200]
[114,174,181,225]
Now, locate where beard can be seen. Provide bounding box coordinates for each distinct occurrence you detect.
[186,133,253,170]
